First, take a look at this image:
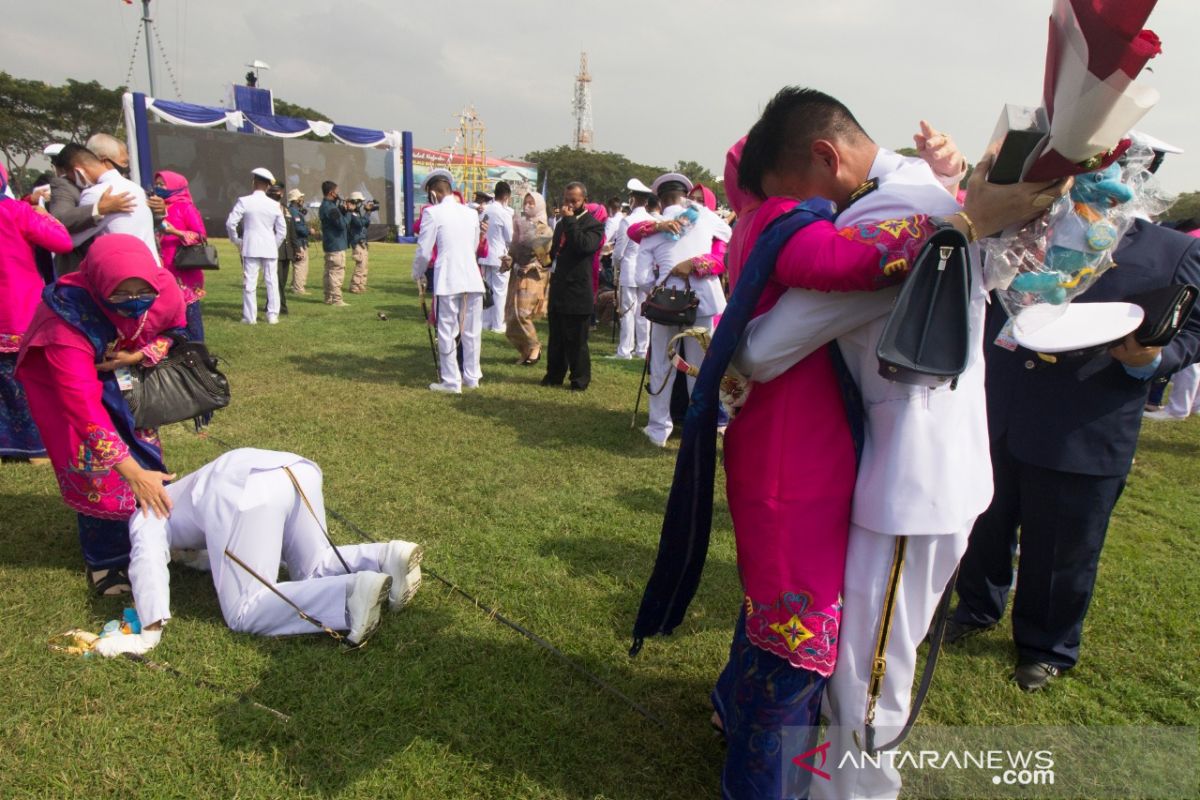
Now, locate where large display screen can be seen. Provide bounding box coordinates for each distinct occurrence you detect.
[147,122,395,239]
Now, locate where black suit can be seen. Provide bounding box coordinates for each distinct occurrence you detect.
[544,210,604,389]
[955,220,1200,669]
[46,176,96,276]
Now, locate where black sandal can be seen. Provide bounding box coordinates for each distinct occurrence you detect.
[88,567,132,597]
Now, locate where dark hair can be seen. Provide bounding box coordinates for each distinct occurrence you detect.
[321,180,338,196]
[60,143,99,169]
[738,86,870,198]
[564,181,588,198]
[645,195,660,212]
[427,177,452,194]
[494,181,511,199]
[605,196,622,212]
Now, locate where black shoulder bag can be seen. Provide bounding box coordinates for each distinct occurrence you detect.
[174,242,221,270]
[641,274,699,326]
[876,226,972,387]
[123,336,231,428]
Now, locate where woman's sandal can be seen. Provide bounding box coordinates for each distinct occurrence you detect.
[88,567,132,597]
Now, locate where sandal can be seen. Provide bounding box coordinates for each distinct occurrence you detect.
[88,567,132,597]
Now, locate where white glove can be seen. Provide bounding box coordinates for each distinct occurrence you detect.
[94,628,163,658]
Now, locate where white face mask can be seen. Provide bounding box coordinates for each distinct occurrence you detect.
[73,169,94,190]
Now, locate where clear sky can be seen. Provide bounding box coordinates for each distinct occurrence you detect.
[7,0,1198,192]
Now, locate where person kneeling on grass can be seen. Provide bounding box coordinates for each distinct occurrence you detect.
[94,448,423,657]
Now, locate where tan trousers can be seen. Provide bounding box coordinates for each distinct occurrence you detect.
[323,249,346,303]
[504,267,547,361]
[290,245,309,293]
[349,243,369,292]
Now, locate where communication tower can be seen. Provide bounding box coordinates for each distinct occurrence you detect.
[573,52,594,151]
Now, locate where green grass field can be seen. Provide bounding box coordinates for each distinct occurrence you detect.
[1,240,1196,799]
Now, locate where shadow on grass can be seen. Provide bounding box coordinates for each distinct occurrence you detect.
[538,532,740,640]
[214,602,722,799]
[283,345,435,387]
[453,392,667,458]
[1135,434,1200,459]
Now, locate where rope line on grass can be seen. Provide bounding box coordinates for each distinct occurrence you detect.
[195,431,699,745]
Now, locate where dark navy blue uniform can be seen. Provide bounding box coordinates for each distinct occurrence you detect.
[954,219,1200,669]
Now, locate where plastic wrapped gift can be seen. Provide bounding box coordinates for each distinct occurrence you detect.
[981,143,1172,331]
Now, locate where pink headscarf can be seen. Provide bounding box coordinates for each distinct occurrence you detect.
[690,184,717,211]
[723,137,761,291]
[154,170,195,207]
[587,202,608,295]
[21,234,187,357]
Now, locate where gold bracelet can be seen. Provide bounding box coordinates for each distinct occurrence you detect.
[952,210,978,242]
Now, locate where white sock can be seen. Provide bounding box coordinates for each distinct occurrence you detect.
[93,628,163,658]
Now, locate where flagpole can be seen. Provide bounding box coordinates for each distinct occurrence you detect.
[141,0,158,97]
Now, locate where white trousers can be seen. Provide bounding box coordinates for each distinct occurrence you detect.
[645,314,714,443]
[481,265,510,332]
[434,292,483,390]
[129,463,390,636]
[812,523,971,800]
[616,286,650,358]
[1166,363,1200,417]
[242,256,280,323]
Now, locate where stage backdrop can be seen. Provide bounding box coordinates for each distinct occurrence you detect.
[147,122,396,240]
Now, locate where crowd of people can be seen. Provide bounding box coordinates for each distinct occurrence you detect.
[3,82,1199,799]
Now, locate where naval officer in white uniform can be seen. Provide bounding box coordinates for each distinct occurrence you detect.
[733,92,1062,799]
[635,172,731,447]
[611,178,656,360]
[479,182,515,333]
[411,169,485,394]
[226,167,287,325]
[91,448,424,657]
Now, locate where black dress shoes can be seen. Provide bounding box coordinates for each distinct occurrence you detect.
[944,617,997,645]
[1013,661,1063,692]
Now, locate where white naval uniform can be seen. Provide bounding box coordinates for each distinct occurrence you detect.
[226,190,287,324]
[127,449,394,636]
[636,203,731,443]
[1165,362,1200,417]
[76,170,162,267]
[412,196,485,390]
[736,149,990,800]
[612,206,652,358]
[480,201,514,332]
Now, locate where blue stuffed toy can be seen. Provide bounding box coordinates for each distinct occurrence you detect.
[1010,162,1134,304]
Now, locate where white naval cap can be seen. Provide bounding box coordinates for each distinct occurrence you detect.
[43,143,66,157]
[651,172,694,195]
[251,167,276,183]
[626,177,655,195]
[422,168,455,192]
[1011,302,1144,354]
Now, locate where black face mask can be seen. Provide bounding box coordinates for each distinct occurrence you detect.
[108,161,132,179]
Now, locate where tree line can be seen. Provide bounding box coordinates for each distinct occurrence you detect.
[3,70,1194,224]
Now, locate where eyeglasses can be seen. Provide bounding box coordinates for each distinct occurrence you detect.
[108,291,159,302]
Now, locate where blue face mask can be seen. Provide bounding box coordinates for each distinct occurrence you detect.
[152,187,180,200]
[104,296,156,318]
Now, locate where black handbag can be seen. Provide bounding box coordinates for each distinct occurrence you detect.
[876,226,972,387]
[1131,284,1198,347]
[123,338,231,428]
[641,275,699,326]
[174,243,220,270]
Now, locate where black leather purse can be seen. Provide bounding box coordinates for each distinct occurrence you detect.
[174,243,220,270]
[641,275,699,326]
[876,226,972,387]
[124,338,231,428]
[1130,284,1198,347]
